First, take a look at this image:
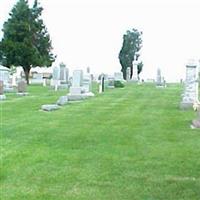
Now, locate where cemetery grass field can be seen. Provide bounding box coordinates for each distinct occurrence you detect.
[1,83,200,200]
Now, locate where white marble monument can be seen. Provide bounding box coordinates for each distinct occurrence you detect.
[180,60,199,109]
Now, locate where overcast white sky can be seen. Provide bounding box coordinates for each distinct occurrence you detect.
[0,0,200,81]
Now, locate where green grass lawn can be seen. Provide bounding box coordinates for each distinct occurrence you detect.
[1,83,200,200]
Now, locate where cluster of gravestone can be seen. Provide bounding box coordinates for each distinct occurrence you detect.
[41,67,94,111]
[0,65,29,100]
[41,69,126,111]
[180,60,200,128]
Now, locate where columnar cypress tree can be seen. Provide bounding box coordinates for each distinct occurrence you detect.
[119,29,143,80]
[0,0,55,84]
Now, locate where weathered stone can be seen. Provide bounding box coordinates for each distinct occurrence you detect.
[114,72,124,81]
[41,104,60,111]
[17,80,27,93]
[67,94,87,101]
[132,61,138,81]
[126,67,131,81]
[180,60,199,109]
[56,96,68,106]
[0,80,3,95]
[107,76,115,88]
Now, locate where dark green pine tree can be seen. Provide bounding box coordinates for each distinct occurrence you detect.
[0,0,55,84]
[119,29,143,80]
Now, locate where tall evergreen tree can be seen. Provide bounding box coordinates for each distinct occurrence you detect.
[0,0,55,84]
[119,29,143,80]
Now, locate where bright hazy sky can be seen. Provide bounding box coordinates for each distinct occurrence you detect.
[0,0,200,81]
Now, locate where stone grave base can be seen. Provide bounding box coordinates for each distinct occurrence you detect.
[0,94,6,100]
[17,92,29,96]
[67,94,87,101]
[56,96,68,106]
[41,104,60,111]
[4,87,15,93]
[191,119,200,129]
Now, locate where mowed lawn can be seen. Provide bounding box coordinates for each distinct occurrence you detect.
[0,83,200,200]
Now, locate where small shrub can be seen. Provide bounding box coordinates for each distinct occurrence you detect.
[114,80,125,88]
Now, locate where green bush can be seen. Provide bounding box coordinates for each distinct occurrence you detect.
[114,80,125,88]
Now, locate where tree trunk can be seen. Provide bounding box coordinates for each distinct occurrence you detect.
[122,69,126,80]
[23,67,31,85]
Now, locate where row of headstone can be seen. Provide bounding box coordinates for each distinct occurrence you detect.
[51,63,69,91]
[0,80,28,101]
[41,68,94,111]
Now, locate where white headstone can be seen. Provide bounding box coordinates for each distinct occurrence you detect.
[180,60,199,109]
[114,72,123,81]
[132,61,138,81]
[126,67,131,81]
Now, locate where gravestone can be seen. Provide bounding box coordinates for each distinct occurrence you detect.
[0,81,3,95]
[82,74,91,93]
[107,76,115,89]
[41,104,60,111]
[131,61,138,81]
[17,80,28,96]
[68,70,94,100]
[56,96,68,106]
[86,67,90,74]
[99,76,105,93]
[68,70,83,100]
[114,72,124,81]
[156,68,163,86]
[52,66,60,91]
[0,80,6,100]
[69,70,83,95]
[180,60,199,109]
[0,65,10,87]
[59,63,68,83]
[126,67,131,81]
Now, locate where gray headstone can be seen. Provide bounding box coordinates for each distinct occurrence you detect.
[82,74,92,93]
[107,76,115,88]
[126,67,131,81]
[56,96,68,106]
[180,60,199,109]
[114,72,123,81]
[156,68,162,86]
[132,61,138,81]
[86,67,90,74]
[17,80,27,93]
[41,104,60,111]
[53,66,60,80]
[0,80,3,95]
